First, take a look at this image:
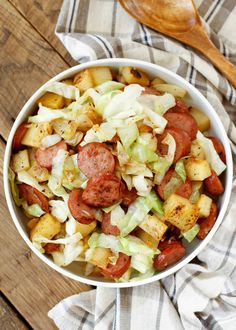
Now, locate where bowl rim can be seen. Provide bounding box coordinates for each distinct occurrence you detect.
[3,58,233,288]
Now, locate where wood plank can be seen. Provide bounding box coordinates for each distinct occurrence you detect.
[0,293,30,330]
[8,0,77,66]
[0,139,90,330]
[0,0,70,140]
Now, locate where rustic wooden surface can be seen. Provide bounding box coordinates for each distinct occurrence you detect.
[0,1,90,329]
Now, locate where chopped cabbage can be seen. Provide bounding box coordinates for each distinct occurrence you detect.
[196,131,226,176]
[41,134,61,148]
[48,149,69,196]
[182,224,200,242]
[117,123,139,150]
[45,81,80,100]
[9,168,22,206]
[95,81,125,95]
[137,133,157,151]
[131,142,158,163]
[17,171,52,198]
[152,158,170,185]
[49,200,69,222]
[138,93,175,115]
[28,104,78,123]
[77,88,101,106]
[146,190,164,215]
[96,90,121,116]
[80,122,116,146]
[65,132,83,146]
[117,142,130,166]
[110,205,125,226]
[130,269,155,282]
[143,107,167,134]
[121,174,133,191]
[132,175,152,196]
[163,174,182,200]
[103,203,121,214]
[131,254,154,274]
[22,201,45,217]
[175,159,186,182]
[65,216,78,236]
[162,133,176,164]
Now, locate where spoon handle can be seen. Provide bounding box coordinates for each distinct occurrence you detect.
[180,25,236,89]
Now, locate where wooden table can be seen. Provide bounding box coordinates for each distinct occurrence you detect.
[0,1,90,328]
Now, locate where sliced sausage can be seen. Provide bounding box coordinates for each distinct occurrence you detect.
[209,137,226,163]
[156,169,192,200]
[77,142,115,178]
[12,122,28,152]
[18,183,49,212]
[121,183,137,207]
[204,170,224,196]
[142,87,161,95]
[35,141,68,170]
[154,240,185,271]
[197,203,217,240]
[82,173,122,208]
[157,127,191,163]
[100,253,131,278]
[164,112,198,140]
[68,188,96,224]
[167,99,189,113]
[44,243,60,253]
[102,212,120,236]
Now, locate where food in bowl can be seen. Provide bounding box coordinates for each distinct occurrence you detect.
[9,65,226,282]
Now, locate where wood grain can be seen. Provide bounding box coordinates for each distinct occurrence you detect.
[0,0,69,140]
[8,0,77,66]
[0,1,91,329]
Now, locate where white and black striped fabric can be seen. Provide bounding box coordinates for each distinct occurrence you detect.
[49,1,236,329]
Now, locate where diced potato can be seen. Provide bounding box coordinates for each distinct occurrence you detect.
[190,140,205,159]
[74,69,94,93]
[197,194,212,218]
[75,113,94,132]
[189,107,210,132]
[151,76,166,86]
[27,218,40,231]
[139,214,168,242]
[119,67,150,86]
[87,247,112,268]
[75,221,97,237]
[37,92,65,109]
[30,213,61,241]
[117,73,126,84]
[61,78,74,85]
[185,158,211,181]
[85,109,103,125]
[28,162,49,182]
[12,150,30,172]
[152,84,187,98]
[21,123,52,148]
[52,119,79,140]
[135,228,159,249]
[189,181,203,203]
[164,194,199,232]
[89,67,113,86]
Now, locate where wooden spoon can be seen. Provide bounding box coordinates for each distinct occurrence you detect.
[118,0,236,88]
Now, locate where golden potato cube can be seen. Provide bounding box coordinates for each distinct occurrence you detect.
[164,194,199,232]
[151,76,166,85]
[28,162,49,182]
[89,67,113,86]
[189,107,210,132]
[152,84,187,98]
[119,66,150,86]
[135,228,159,249]
[52,118,79,140]
[185,158,211,181]
[37,92,65,109]
[74,69,94,93]
[87,247,112,268]
[12,150,30,173]
[197,194,212,218]
[30,213,61,241]
[190,140,205,159]
[21,123,52,148]
[75,221,97,237]
[61,78,74,85]
[139,214,168,242]
[27,218,40,231]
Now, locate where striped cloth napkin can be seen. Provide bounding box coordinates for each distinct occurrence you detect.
[49,1,236,329]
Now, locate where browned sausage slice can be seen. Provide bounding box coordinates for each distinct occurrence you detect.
[154,240,185,271]
[68,188,96,224]
[102,212,120,236]
[12,123,28,152]
[44,243,60,253]
[100,253,131,278]
[197,203,217,240]
[167,99,189,113]
[82,173,122,208]
[204,170,224,196]
[121,182,138,207]
[209,137,226,163]
[18,183,49,212]
[35,141,68,170]
[164,112,198,140]
[77,142,115,178]
[156,169,192,200]
[157,127,191,163]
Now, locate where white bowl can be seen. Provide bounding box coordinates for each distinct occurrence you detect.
[4,58,233,288]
